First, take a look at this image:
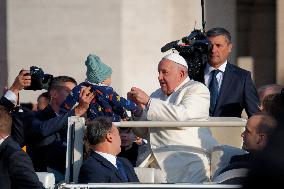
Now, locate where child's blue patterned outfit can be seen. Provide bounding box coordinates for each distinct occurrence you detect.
[61,82,139,121]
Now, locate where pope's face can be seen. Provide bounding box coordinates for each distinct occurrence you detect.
[158,59,183,95]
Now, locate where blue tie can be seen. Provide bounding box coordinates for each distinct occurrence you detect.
[209,69,220,115]
[116,159,128,182]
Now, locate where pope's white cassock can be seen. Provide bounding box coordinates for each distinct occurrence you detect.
[134,77,218,183]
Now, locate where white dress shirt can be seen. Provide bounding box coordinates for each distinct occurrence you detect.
[95,151,118,168]
[0,135,9,145]
[4,90,17,105]
[204,61,228,92]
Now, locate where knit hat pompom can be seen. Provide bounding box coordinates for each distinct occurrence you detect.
[85,54,112,84]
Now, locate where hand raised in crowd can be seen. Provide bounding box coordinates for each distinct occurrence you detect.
[9,69,31,95]
[128,87,150,106]
[74,86,95,116]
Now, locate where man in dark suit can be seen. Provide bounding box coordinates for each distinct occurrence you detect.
[215,112,277,184]
[25,76,94,182]
[1,71,95,183]
[26,76,78,174]
[204,27,259,117]
[78,117,139,183]
[0,105,44,189]
[0,69,32,147]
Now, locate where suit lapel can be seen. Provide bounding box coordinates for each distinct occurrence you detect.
[0,137,8,155]
[92,151,124,181]
[214,63,236,114]
[0,137,18,159]
[117,157,131,181]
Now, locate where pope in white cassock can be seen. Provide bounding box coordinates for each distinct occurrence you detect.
[128,53,218,183]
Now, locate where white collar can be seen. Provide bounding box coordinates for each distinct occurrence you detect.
[0,135,9,145]
[173,77,190,93]
[205,61,228,74]
[85,79,108,87]
[95,151,117,168]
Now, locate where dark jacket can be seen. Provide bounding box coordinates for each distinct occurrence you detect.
[0,136,43,189]
[0,96,26,147]
[207,63,259,117]
[26,104,75,173]
[0,96,73,173]
[0,96,15,111]
[118,143,139,167]
[78,151,139,183]
[220,153,255,175]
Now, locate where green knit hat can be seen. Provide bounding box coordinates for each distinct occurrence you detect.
[85,54,112,84]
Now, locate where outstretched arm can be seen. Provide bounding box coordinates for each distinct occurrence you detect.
[28,86,94,139]
[1,69,31,111]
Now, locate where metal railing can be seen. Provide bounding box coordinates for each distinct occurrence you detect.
[113,117,247,128]
[59,116,247,189]
[58,183,242,189]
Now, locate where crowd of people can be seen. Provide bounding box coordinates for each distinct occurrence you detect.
[0,26,284,188]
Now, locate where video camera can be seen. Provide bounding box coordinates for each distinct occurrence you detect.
[24,66,53,91]
[161,0,211,82]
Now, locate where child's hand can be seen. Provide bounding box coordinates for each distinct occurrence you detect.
[128,87,150,105]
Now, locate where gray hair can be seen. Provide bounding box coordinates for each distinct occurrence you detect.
[177,64,188,76]
[206,27,232,43]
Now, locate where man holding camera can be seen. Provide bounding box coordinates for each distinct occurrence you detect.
[1,69,94,182]
[204,27,259,118]
[28,76,95,182]
[26,76,76,179]
[0,70,32,145]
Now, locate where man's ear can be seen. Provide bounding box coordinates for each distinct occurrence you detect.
[179,68,186,80]
[228,43,233,53]
[106,132,113,142]
[257,133,266,144]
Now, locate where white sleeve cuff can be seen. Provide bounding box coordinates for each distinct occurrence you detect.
[4,90,17,105]
[146,98,152,110]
